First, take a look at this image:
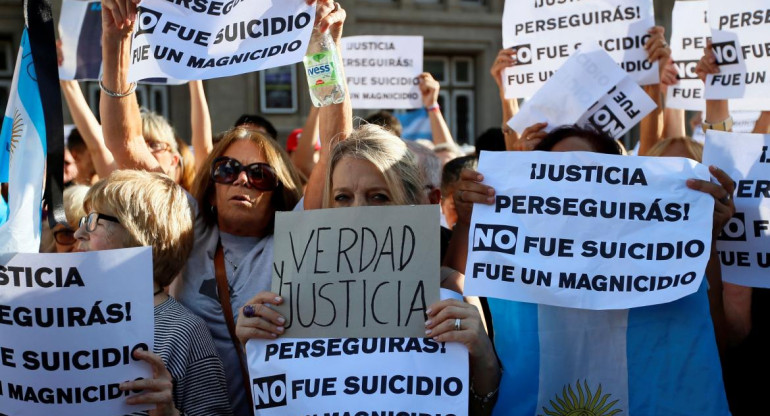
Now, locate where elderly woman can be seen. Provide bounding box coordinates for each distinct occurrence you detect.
[449,124,733,415]
[97,0,342,412]
[74,170,232,416]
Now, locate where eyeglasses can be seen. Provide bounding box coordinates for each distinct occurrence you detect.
[53,228,77,245]
[145,139,172,153]
[211,156,279,191]
[78,212,121,232]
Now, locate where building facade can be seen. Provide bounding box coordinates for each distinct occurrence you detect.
[1,0,676,147]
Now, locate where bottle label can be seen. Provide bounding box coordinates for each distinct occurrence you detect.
[304,51,338,88]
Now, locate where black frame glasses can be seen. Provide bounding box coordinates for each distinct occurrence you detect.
[210,156,279,191]
[78,212,121,232]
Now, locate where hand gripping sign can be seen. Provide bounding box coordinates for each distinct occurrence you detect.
[128,0,315,81]
[502,0,657,99]
[464,151,714,310]
[0,248,154,416]
[703,130,770,287]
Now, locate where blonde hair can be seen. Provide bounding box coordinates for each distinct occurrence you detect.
[63,185,89,228]
[175,137,196,191]
[84,170,194,287]
[646,137,704,162]
[324,124,425,208]
[191,127,303,232]
[140,108,178,153]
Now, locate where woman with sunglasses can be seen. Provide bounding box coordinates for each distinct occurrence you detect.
[46,185,89,253]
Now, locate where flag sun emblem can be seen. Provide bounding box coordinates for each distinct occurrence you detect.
[9,108,23,155]
[540,380,621,416]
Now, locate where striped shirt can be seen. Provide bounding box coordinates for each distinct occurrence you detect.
[130,297,234,416]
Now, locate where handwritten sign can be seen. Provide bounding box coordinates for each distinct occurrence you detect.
[704,130,770,287]
[246,289,468,416]
[704,0,770,102]
[271,205,440,338]
[0,248,154,416]
[509,45,655,139]
[464,151,713,310]
[128,0,314,81]
[342,36,423,109]
[502,0,657,98]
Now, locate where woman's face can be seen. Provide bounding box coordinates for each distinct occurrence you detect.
[331,157,393,208]
[74,213,128,252]
[53,223,77,253]
[213,140,276,236]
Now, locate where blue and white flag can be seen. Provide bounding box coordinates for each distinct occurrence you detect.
[489,282,730,415]
[0,29,47,253]
[395,108,432,141]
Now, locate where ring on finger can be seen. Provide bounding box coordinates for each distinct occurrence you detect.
[454,318,462,331]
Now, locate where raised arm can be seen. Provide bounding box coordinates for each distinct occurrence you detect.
[100,0,162,172]
[418,72,456,148]
[638,26,673,155]
[189,80,213,169]
[304,0,352,209]
[752,111,770,134]
[292,106,321,178]
[490,49,520,150]
[695,39,730,131]
[60,80,117,177]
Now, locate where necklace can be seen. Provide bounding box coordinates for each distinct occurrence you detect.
[224,255,238,272]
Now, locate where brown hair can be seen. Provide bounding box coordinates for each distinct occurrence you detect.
[191,127,303,231]
[175,137,196,191]
[646,137,704,162]
[84,170,194,287]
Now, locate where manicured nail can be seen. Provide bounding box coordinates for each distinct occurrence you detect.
[426,308,432,315]
[274,297,282,303]
[425,320,432,327]
[277,317,285,324]
[425,329,432,335]
[277,326,284,332]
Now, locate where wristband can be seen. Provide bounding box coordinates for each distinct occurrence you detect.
[426,103,440,113]
[702,116,733,133]
[99,76,137,98]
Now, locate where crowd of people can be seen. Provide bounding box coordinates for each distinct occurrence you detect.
[11,0,769,414]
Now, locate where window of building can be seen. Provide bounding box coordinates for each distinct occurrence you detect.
[424,55,475,144]
[260,64,298,114]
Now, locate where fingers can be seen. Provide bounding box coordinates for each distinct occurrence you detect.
[102,0,125,29]
[120,350,174,406]
[520,122,548,148]
[708,165,736,195]
[455,171,495,205]
[115,0,129,27]
[237,292,287,342]
[318,2,345,33]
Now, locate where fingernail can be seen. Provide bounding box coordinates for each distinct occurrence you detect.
[425,329,432,335]
[426,308,432,315]
[271,333,278,338]
[425,319,433,327]
[277,326,284,332]
[487,188,495,196]
[274,297,282,303]
[277,317,285,324]
[686,179,696,186]
[243,305,255,318]
[709,165,718,171]
[476,174,483,181]
[487,196,495,203]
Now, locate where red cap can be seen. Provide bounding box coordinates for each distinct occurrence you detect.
[286,128,321,152]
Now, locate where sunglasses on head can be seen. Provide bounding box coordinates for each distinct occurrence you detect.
[211,156,279,191]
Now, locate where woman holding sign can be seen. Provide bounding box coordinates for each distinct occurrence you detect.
[447,124,735,415]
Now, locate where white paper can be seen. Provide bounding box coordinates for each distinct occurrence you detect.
[128,0,315,81]
[666,1,769,111]
[703,131,770,287]
[342,36,423,109]
[509,46,653,139]
[704,0,770,101]
[246,289,468,416]
[0,247,154,416]
[464,151,713,310]
[502,0,657,98]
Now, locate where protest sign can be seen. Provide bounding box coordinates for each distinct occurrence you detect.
[509,45,654,139]
[342,36,423,109]
[704,0,770,101]
[246,289,467,416]
[703,131,770,287]
[0,247,154,416]
[464,151,713,310]
[128,0,314,81]
[58,0,184,84]
[271,205,440,338]
[502,0,657,98]
[666,1,769,111]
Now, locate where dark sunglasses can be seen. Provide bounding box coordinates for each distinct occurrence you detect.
[211,156,279,191]
[53,228,77,245]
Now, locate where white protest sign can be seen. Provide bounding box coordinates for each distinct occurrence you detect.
[704,0,770,101]
[246,289,468,416]
[502,0,657,99]
[509,46,654,139]
[128,0,314,81]
[703,131,770,287]
[342,36,423,109]
[464,151,713,310]
[666,1,769,111]
[0,247,154,416]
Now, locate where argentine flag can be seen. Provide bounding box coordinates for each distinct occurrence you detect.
[395,108,432,141]
[490,280,730,415]
[0,29,46,254]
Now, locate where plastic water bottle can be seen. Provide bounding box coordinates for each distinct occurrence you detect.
[303,27,345,107]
